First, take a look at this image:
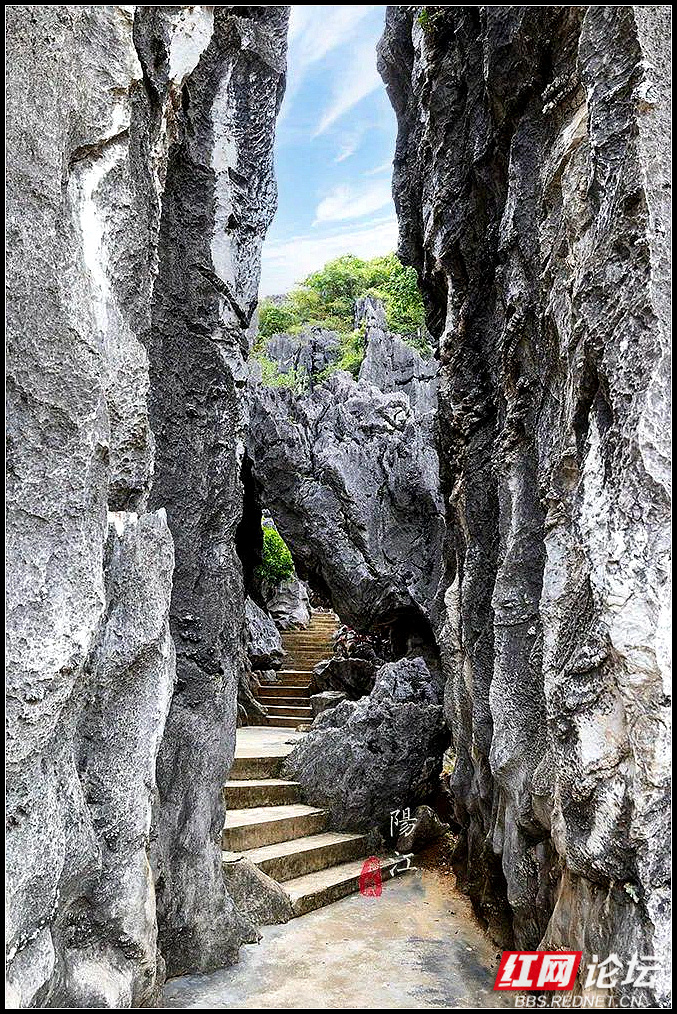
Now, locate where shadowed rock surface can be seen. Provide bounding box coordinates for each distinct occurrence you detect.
[265,576,312,629]
[247,307,447,636]
[396,805,450,854]
[379,5,671,1004]
[245,598,285,670]
[222,858,294,928]
[141,5,288,978]
[6,5,287,1005]
[284,657,447,833]
[313,657,378,700]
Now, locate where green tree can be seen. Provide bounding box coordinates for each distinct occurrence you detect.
[256,252,425,339]
[256,524,295,585]
[381,263,425,335]
[258,300,300,338]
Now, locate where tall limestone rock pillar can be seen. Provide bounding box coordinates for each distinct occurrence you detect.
[6,5,288,1006]
[379,6,671,1005]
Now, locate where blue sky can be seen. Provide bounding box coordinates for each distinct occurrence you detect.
[259,5,398,296]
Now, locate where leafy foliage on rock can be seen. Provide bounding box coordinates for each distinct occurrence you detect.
[257,253,425,339]
[256,523,295,586]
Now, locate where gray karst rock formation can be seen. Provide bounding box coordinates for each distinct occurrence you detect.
[265,575,312,629]
[5,3,672,1009]
[6,4,287,1007]
[247,304,447,638]
[245,598,285,670]
[379,5,671,1006]
[284,656,447,832]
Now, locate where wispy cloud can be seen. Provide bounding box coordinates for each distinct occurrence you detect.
[334,131,362,163]
[313,179,392,226]
[261,215,399,295]
[313,39,382,136]
[365,159,393,176]
[281,6,378,123]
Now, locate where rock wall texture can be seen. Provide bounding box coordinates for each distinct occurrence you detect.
[247,304,447,639]
[379,5,671,1005]
[284,656,447,833]
[6,5,287,1006]
[143,6,287,976]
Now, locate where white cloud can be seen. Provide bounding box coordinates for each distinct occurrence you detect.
[313,179,392,226]
[281,6,378,123]
[313,39,382,136]
[260,215,399,295]
[365,159,393,176]
[335,137,360,163]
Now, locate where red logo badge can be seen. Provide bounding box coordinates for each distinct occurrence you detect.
[359,856,382,897]
[494,951,582,991]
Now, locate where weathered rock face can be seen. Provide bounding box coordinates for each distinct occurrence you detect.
[265,575,312,629]
[135,4,288,979]
[247,309,447,637]
[238,598,284,726]
[313,657,378,700]
[6,4,287,1006]
[284,657,447,832]
[222,858,293,928]
[395,804,450,855]
[379,5,671,1004]
[245,598,285,670]
[265,328,341,377]
[357,297,437,418]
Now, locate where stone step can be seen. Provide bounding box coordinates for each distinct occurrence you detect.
[222,804,327,851]
[229,755,285,780]
[282,634,335,642]
[283,649,334,656]
[264,703,313,718]
[283,643,332,649]
[285,855,404,917]
[223,778,301,808]
[283,657,331,667]
[223,831,368,882]
[258,715,313,729]
[256,697,314,713]
[257,686,310,699]
[268,680,312,690]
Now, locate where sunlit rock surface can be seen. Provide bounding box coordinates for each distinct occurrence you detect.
[379,5,671,1005]
[247,308,447,637]
[6,5,287,1005]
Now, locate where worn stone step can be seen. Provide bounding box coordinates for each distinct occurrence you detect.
[260,715,313,729]
[229,755,285,780]
[283,650,334,657]
[223,831,368,882]
[270,680,313,689]
[284,647,334,653]
[282,635,334,642]
[257,685,311,699]
[255,698,312,709]
[285,855,404,917]
[223,778,301,808]
[264,703,313,718]
[222,804,327,851]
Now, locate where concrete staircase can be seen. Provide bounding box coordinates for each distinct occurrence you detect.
[252,611,338,730]
[225,614,409,917]
[223,746,403,917]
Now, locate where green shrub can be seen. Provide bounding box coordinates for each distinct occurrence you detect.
[257,524,295,586]
[256,253,425,340]
[317,327,367,381]
[254,353,308,393]
[258,301,300,338]
[417,7,445,33]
